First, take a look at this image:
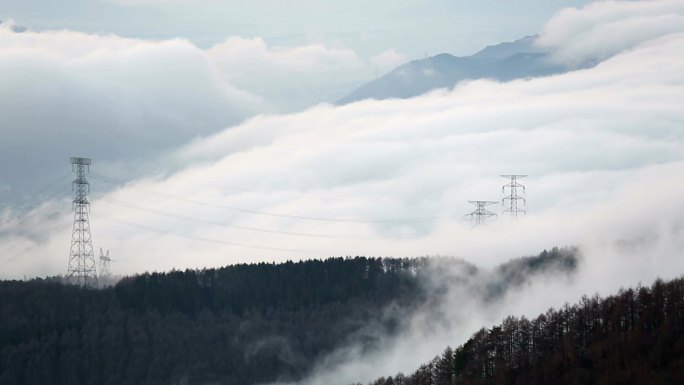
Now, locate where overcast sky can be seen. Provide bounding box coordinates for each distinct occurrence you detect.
[1,0,593,56]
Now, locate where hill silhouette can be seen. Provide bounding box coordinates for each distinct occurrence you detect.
[363,276,684,385]
[338,36,572,104]
[0,250,576,385]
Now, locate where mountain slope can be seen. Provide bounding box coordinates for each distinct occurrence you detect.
[0,250,577,385]
[365,276,684,385]
[338,36,567,104]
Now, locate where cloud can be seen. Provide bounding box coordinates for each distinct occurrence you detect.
[0,23,401,196]
[370,49,407,74]
[206,36,368,110]
[207,36,362,79]
[0,22,261,194]
[1,1,684,382]
[279,162,684,385]
[3,0,682,276]
[536,0,684,66]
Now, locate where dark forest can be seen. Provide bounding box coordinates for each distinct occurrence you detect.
[365,277,684,385]
[0,250,576,385]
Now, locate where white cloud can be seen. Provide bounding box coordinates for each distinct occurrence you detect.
[0,20,414,191]
[0,19,409,199]
[0,22,261,193]
[371,49,407,74]
[536,0,684,66]
[207,36,362,80]
[1,1,684,382]
[206,36,368,110]
[3,0,682,275]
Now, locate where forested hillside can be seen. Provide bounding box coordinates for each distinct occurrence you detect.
[0,250,576,385]
[365,276,684,385]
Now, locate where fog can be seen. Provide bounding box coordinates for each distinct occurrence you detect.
[272,174,684,384]
[1,1,683,382]
[1,0,682,273]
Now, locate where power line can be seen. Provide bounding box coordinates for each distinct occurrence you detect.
[98,217,314,254]
[99,197,374,240]
[143,190,437,224]
[11,172,72,206]
[89,173,438,224]
[0,172,73,264]
[0,245,33,267]
[89,172,406,205]
[0,172,71,240]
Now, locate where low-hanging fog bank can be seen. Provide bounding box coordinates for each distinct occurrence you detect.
[2,0,682,277]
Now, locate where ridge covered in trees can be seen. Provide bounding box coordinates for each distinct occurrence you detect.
[365,276,684,385]
[0,250,576,385]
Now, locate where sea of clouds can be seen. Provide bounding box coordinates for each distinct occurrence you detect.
[1,1,684,382]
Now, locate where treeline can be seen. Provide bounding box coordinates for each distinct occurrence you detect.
[0,257,423,385]
[366,276,684,385]
[114,257,423,315]
[0,250,577,385]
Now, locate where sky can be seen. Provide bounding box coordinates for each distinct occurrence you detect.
[0,0,595,112]
[1,0,684,381]
[1,0,682,275]
[0,0,595,202]
[0,0,594,55]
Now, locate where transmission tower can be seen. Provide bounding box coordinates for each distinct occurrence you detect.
[501,175,527,217]
[465,200,498,226]
[67,157,97,287]
[99,248,111,278]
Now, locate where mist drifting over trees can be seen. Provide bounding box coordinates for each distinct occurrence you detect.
[364,277,684,385]
[0,250,576,385]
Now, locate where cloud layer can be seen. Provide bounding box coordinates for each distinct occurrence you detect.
[2,0,681,273]
[0,21,405,196]
[1,1,684,382]
[537,0,684,66]
[206,36,370,110]
[0,22,260,193]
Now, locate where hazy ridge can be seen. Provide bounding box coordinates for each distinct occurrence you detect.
[337,36,575,104]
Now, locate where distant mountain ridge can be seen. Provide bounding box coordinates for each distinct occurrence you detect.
[338,36,569,104]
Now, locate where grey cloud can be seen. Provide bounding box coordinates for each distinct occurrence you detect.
[1,2,684,380]
[2,0,683,277]
[0,23,261,196]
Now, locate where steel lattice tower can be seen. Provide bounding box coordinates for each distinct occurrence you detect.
[465,200,498,226]
[99,248,111,278]
[67,157,97,287]
[501,175,527,217]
